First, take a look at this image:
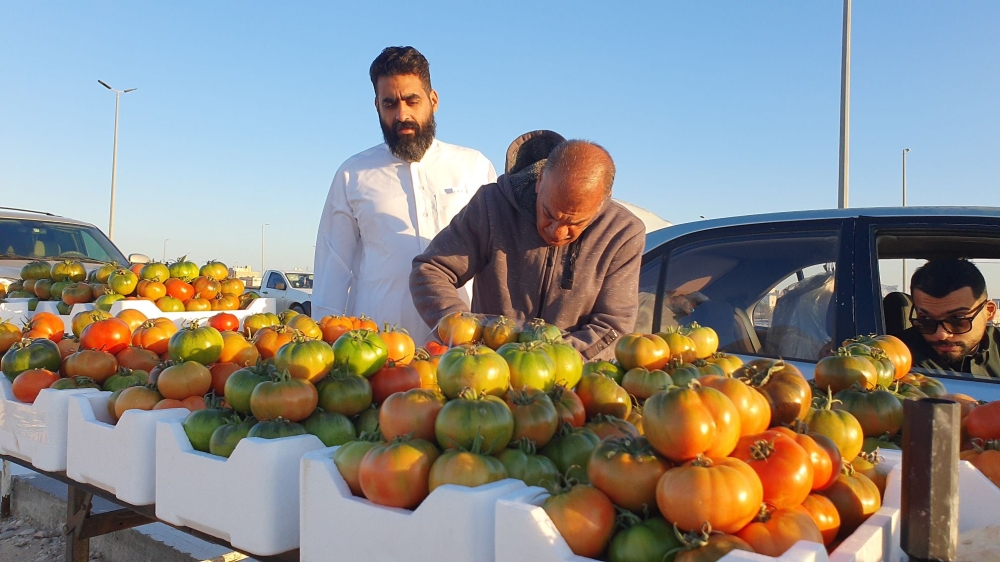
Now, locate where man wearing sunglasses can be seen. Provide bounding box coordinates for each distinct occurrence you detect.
[900,259,999,378]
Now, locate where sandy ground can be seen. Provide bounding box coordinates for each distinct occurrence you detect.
[0,515,104,562]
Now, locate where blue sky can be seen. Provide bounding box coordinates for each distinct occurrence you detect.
[2,2,997,273]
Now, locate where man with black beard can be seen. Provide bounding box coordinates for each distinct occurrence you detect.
[312,46,495,343]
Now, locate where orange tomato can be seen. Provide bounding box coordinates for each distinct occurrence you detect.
[136,280,167,300]
[254,325,295,359]
[218,331,260,365]
[319,315,354,344]
[381,325,415,365]
[115,309,148,332]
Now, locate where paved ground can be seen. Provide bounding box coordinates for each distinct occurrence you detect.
[0,515,85,562]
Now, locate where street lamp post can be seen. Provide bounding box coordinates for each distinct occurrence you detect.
[837,0,852,209]
[902,148,911,291]
[98,80,137,242]
[163,239,169,262]
[262,224,269,279]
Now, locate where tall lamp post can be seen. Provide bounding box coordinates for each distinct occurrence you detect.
[902,148,911,291]
[261,224,269,280]
[98,80,137,242]
[837,0,852,209]
[162,239,169,262]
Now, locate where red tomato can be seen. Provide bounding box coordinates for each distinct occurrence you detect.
[80,318,132,355]
[12,369,60,403]
[208,312,240,333]
[731,430,813,510]
[735,506,824,557]
[379,388,446,441]
[358,437,439,509]
[369,361,422,405]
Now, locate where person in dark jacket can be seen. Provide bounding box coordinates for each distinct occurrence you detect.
[409,130,645,360]
[899,259,1000,378]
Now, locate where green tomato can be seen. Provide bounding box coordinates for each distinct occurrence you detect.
[2,338,62,381]
[169,324,224,365]
[434,391,513,454]
[182,407,233,453]
[247,418,307,440]
[497,341,556,392]
[607,516,682,562]
[331,330,388,378]
[302,409,356,447]
[209,416,257,458]
[539,425,600,484]
[540,340,584,390]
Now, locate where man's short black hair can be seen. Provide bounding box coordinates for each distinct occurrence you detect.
[369,46,432,93]
[910,259,987,300]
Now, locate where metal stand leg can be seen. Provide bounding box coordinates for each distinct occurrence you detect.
[64,486,92,562]
[1,459,10,519]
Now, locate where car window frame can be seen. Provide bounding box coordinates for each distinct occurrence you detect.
[857,215,1000,337]
[641,218,855,362]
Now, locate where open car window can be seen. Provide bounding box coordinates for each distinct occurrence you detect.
[650,229,840,361]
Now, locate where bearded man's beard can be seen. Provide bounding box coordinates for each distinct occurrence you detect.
[381,115,436,162]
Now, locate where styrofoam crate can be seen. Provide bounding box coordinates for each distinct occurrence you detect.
[0,301,30,329]
[155,418,324,556]
[13,297,276,335]
[957,457,1000,532]
[109,297,275,329]
[0,377,101,471]
[300,446,526,562]
[66,393,187,505]
[494,450,902,562]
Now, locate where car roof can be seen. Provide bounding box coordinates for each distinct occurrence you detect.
[645,206,1000,253]
[0,207,96,228]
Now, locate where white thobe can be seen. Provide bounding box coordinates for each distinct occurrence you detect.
[312,139,497,344]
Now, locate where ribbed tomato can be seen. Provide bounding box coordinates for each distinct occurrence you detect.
[249,371,318,422]
[587,436,670,512]
[735,506,823,557]
[359,436,439,508]
[731,430,813,509]
[797,493,841,545]
[543,483,616,559]
[547,383,586,427]
[656,456,763,534]
[62,349,118,383]
[575,371,631,420]
[274,337,335,383]
[208,312,240,333]
[435,344,509,399]
[369,361,422,404]
[380,324,415,365]
[615,333,670,370]
[378,387,445,441]
[505,387,560,448]
[698,374,771,436]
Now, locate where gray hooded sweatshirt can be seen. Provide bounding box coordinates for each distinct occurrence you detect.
[410,131,645,360]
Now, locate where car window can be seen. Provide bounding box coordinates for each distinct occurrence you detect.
[0,218,125,263]
[655,229,839,361]
[875,230,1000,337]
[266,273,284,289]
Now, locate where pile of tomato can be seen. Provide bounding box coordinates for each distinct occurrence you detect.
[2,257,256,314]
[6,301,1000,561]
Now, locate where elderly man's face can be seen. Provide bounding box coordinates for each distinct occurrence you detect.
[375,74,438,162]
[911,286,997,363]
[534,169,605,247]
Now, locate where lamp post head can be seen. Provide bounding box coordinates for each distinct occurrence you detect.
[903,148,911,154]
[98,80,112,90]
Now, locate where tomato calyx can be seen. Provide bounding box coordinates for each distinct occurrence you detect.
[668,522,717,554]
[509,436,539,456]
[969,438,1000,453]
[746,438,780,462]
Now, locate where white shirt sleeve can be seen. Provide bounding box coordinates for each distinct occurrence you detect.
[312,168,360,318]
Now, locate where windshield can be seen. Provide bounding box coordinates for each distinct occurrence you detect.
[0,217,127,264]
[285,273,314,289]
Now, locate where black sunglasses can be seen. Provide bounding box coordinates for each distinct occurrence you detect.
[909,299,989,335]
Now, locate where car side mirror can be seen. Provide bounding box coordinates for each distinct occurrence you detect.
[274,282,286,291]
[128,253,150,264]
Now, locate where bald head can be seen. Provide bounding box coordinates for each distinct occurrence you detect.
[535,140,616,247]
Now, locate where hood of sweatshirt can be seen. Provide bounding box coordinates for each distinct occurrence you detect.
[500,130,566,218]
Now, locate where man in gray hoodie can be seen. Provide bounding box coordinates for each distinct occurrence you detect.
[410,130,645,360]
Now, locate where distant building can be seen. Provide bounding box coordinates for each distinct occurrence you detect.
[229,265,261,289]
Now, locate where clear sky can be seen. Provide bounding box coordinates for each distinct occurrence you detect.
[2,2,997,273]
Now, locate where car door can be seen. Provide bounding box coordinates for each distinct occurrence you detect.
[262,272,288,310]
[638,218,854,366]
[856,213,1000,400]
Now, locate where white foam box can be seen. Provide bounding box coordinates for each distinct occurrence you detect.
[494,450,903,562]
[66,393,187,505]
[0,377,101,472]
[957,456,1000,532]
[155,418,324,556]
[108,297,276,329]
[300,446,527,562]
